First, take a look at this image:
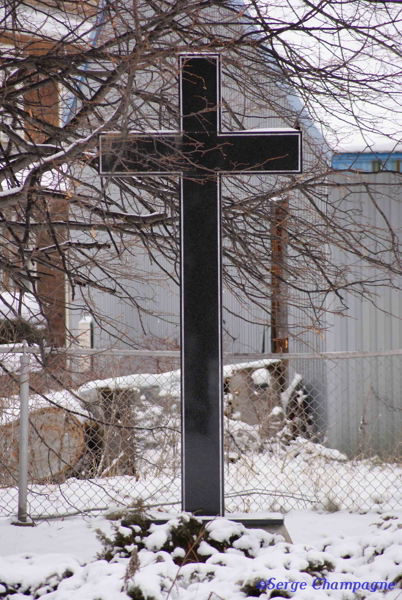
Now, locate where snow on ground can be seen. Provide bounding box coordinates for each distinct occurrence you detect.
[0,515,110,563]
[1,510,402,599]
[1,442,402,520]
[0,510,392,561]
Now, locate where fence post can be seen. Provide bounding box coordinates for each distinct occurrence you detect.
[13,342,34,526]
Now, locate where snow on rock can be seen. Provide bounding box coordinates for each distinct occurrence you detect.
[78,359,281,406]
[0,388,90,427]
[78,369,181,403]
[251,367,272,386]
[222,359,281,379]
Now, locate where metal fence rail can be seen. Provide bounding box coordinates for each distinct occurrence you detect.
[1,346,402,519]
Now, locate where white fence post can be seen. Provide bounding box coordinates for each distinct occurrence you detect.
[14,342,33,525]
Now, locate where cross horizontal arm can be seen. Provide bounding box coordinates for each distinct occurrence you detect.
[99,133,181,175]
[100,129,301,176]
[199,131,302,174]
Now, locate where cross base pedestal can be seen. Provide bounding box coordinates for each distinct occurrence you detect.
[150,511,292,543]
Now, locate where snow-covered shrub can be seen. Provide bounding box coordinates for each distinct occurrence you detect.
[0,564,78,599]
[8,513,402,600]
[96,507,280,566]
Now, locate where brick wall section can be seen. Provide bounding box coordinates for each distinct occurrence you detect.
[21,37,67,345]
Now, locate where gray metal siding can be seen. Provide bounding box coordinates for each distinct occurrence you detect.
[325,172,402,353]
[322,172,402,456]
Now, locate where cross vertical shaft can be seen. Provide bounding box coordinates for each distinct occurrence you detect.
[180,56,224,515]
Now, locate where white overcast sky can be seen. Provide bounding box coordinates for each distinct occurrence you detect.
[250,0,402,152]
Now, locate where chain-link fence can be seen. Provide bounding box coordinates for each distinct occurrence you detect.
[1,345,402,520]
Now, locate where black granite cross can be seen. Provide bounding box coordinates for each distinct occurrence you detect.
[100,54,302,516]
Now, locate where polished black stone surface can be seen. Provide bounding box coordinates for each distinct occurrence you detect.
[100,55,302,517]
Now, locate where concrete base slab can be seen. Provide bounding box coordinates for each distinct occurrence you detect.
[11,517,35,527]
[150,511,292,544]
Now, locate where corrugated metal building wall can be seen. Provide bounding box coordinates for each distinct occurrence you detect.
[322,172,402,456]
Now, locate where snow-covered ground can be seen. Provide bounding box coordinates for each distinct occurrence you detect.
[1,509,402,599]
[0,509,390,560]
[1,441,401,520]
